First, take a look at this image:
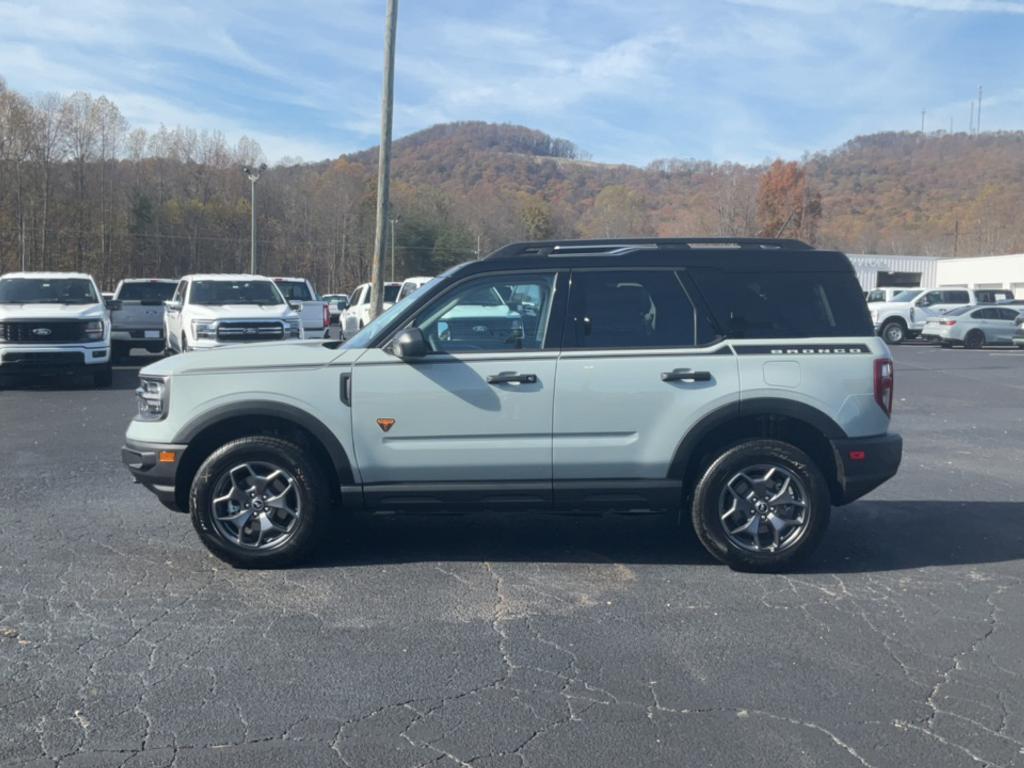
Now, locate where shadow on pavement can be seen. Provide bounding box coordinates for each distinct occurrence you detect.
[0,353,163,392]
[304,500,1024,574]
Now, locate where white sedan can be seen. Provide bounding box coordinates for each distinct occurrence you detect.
[921,304,1023,348]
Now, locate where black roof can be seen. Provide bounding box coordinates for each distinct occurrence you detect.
[468,238,854,273]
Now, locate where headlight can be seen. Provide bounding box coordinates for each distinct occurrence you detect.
[191,320,218,339]
[135,376,169,421]
[285,316,302,338]
[84,319,104,340]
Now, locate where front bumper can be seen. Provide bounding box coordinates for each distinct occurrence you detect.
[0,343,110,374]
[122,439,188,511]
[830,432,903,505]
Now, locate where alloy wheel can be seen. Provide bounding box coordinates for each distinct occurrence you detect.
[719,464,810,553]
[210,461,302,550]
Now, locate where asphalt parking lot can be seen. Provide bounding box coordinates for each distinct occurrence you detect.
[2,344,1023,768]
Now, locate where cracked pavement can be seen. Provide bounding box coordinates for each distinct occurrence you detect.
[1,344,1023,767]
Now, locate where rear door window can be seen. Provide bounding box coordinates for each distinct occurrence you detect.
[942,290,970,304]
[564,269,716,349]
[689,269,872,338]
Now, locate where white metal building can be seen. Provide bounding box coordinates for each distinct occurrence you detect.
[847,254,939,292]
[937,254,1024,298]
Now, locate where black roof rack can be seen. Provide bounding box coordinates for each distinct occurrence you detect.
[485,237,813,260]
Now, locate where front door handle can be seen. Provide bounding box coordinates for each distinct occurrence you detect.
[487,371,538,385]
[661,368,712,383]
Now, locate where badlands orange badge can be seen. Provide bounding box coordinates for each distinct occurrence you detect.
[376,418,396,433]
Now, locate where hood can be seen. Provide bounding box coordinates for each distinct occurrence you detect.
[187,304,298,321]
[140,339,361,377]
[0,302,105,322]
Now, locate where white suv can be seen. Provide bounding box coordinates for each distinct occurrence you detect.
[0,271,113,387]
[163,274,303,352]
[870,287,1013,344]
[339,281,401,340]
[123,238,902,572]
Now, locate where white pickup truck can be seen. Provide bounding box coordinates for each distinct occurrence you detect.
[110,279,178,361]
[164,274,304,352]
[0,271,113,387]
[339,281,402,340]
[272,278,330,338]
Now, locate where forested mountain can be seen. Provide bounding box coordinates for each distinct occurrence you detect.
[2,77,1023,292]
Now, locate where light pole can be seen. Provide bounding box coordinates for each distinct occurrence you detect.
[389,216,399,282]
[242,163,267,274]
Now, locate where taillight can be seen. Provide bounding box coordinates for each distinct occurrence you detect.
[874,358,894,416]
[323,303,330,328]
[940,319,957,326]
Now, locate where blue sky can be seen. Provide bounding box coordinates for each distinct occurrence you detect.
[1,0,1023,165]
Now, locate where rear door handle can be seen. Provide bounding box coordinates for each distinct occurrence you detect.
[661,369,712,383]
[487,371,538,385]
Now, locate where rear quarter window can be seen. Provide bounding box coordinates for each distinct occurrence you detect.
[689,269,873,339]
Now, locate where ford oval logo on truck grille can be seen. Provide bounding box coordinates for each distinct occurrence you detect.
[32,327,52,336]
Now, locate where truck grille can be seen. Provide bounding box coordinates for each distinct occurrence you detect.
[0,320,90,343]
[216,321,284,342]
[2,351,84,366]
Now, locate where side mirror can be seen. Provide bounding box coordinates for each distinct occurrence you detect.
[164,300,182,311]
[390,327,428,359]
[105,298,122,311]
[289,301,303,311]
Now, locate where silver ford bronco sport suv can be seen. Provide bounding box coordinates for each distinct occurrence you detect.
[122,238,902,571]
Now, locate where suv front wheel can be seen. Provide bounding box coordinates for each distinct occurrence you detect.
[189,436,331,568]
[691,440,830,572]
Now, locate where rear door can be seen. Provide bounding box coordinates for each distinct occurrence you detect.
[350,270,562,509]
[992,308,1021,342]
[551,268,738,510]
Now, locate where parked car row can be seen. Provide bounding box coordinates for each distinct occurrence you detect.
[869,287,1016,344]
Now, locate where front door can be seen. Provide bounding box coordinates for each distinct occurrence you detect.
[350,271,562,510]
[551,268,739,510]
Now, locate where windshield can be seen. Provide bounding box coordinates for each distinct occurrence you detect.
[274,280,314,301]
[189,280,284,306]
[0,277,99,305]
[117,281,176,303]
[945,306,974,316]
[892,290,923,302]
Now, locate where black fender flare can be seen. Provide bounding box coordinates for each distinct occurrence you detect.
[174,401,355,484]
[667,398,847,480]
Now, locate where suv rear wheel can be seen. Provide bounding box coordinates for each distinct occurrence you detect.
[189,436,331,568]
[691,440,830,572]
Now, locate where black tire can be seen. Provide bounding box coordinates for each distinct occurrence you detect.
[111,341,130,364]
[880,319,906,345]
[189,436,332,568]
[964,329,985,349]
[93,363,113,388]
[691,439,831,572]
[940,340,954,349]
[180,333,190,353]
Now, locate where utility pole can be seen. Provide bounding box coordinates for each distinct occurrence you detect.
[953,219,959,258]
[920,109,926,133]
[370,0,399,320]
[242,163,267,274]
[389,216,399,281]
[977,85,983,134]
